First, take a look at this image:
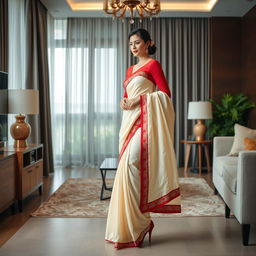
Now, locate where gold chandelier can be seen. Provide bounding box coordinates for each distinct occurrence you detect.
[103,0,161,23]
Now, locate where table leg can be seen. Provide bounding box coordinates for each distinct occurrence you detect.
[100,169,113,200]
[100,169,110,200]
[103,170,108,190]
[198,144,202,175]
[184,144,191,175]
[100,170,105,200]
[204,144,211,173]
[38,185,43,195]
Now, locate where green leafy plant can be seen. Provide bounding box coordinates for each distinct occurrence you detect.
[207,93,255,138]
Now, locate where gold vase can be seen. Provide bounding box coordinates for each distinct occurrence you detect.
[10,115,31,148]
[193,120,207,141]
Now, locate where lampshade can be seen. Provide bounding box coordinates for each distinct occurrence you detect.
[8,89,39,114]
[188,101,212,120]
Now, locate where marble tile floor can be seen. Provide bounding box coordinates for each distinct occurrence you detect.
[0,217,256,256]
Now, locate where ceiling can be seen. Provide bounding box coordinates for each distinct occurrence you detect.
[41,0,256,18]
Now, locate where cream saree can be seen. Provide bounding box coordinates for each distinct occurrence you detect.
[105,72,181,249]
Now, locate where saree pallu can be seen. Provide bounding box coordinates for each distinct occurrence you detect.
[105,73,181,249]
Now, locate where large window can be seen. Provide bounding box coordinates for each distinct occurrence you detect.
[48,19,122,167]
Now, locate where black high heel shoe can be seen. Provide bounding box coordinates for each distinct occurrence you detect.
[139,220,154,247]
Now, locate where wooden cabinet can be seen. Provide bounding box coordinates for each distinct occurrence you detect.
[0,152,16,213]
[15,145,43,211]
[0,144,44,212]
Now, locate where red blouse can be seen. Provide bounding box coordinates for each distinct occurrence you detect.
[123,59,171,98]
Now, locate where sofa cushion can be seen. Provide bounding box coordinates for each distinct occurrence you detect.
[229,124,256,156]
[215,156,238,177]
[244,137,256,150]
[222,165,238,194]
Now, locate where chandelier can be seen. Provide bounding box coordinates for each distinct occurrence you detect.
[103,0,161,24]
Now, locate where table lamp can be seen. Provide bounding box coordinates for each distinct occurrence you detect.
[188,101,212,141]
[8,89,39,148]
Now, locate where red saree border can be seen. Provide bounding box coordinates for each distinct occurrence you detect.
[147,187,181,213]
[119,117,141,161]
[152,204,181,213]
[139,94,181,214]
[105,220,153,249]
[123,71,155,90]
[140,94,149,212]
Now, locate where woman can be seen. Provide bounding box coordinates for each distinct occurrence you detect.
[105,28,181,249]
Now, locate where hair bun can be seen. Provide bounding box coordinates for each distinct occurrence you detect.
[148,44,157,55]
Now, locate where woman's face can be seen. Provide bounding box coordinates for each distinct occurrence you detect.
[129,34,150,57]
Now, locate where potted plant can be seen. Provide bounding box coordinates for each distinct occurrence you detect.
[207,93,255,138]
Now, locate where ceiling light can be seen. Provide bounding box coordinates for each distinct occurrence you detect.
[103,0,161,24]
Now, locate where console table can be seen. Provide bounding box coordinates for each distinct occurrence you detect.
[0,144,43,212]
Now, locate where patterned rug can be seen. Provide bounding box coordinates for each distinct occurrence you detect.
[31,177,225,218]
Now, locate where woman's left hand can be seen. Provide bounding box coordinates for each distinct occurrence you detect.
[125,96,140,110]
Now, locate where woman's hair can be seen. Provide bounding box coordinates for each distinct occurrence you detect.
[128,28,157,55]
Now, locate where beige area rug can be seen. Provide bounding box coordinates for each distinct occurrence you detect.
[31,177,225,218]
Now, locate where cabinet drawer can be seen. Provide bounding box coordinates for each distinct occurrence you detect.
[35,161,43,185]
[21,160,43,197]
[30,166,38,191]
[30,161,43,190]
[22,168,32,197]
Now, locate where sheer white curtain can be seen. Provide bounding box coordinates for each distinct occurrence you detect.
[8,0,26,90]
[48,18,130,167]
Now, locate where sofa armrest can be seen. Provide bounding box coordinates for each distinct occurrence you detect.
[213,136,234,159]
[237,150,256,223]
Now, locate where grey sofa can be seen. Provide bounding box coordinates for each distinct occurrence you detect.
[213,136,256,246]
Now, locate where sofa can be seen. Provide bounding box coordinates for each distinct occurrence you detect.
[213,136,256,246]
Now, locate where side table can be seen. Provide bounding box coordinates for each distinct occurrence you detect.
[181,140,212,175]
[99,158,117,200]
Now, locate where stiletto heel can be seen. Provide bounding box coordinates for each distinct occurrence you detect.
[138,220,154,247]
[148,220,154,245]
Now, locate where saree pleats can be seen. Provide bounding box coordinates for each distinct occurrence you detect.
[106,129,151,248]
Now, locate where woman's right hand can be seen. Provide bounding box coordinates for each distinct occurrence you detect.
[120,97,140,110]
[120,98,128,110]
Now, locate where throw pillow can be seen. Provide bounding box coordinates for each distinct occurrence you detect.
[244,137,256,150]
[228,123,256,156]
